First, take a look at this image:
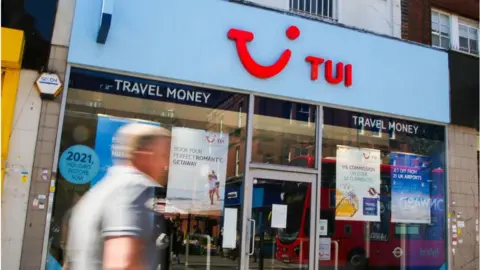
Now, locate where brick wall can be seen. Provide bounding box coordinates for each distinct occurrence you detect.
[19,45,67,270]
[448,125,480,270]
[431,0,479,20]
[400,0,432,44]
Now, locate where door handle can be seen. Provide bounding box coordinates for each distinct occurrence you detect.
[248,218,256,256]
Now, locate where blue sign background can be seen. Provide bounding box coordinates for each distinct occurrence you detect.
[68,0,449,122]
[59,145,100,184]
[390,152,431,224]
[92,115,160,186]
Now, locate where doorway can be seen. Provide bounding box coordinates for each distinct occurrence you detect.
[242,169,317,270]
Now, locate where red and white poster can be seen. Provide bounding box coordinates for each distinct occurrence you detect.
[166,127,229,215]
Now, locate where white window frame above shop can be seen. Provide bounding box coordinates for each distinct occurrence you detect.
[431,10,451,49]
[431,8,480,57]
[458,21,479,55]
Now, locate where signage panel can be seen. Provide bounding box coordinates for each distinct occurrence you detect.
[68,0,449,122]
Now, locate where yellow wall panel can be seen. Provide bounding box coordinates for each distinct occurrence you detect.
[1,28,25,69]
[1,69,21,188]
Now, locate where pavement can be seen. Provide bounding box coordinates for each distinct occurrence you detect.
[166,255,308,270]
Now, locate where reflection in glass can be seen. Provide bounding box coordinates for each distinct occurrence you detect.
[249,179,310,269]
[314,107,446,270]
[252,97,316,168]
[46,71,249,270]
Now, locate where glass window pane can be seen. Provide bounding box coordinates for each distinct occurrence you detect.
[469,27,478,40]
[431,12,439,23]
[459,37,469,51]
[252,178,311,268]
[440,36,450,49]
[469,39,478,53]
[459,25,469,37]
[432,22,439,32]
[47,68,249,269]
[440,25,450,35]
[252,96,316,168]
[432,34,440,46]
[439,14,449,25]
[320,107,446,270]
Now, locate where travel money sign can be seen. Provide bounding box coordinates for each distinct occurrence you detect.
[228,25,353,86]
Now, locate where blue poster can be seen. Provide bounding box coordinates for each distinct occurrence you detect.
[390,152,431,224]
[92,115,160,186]
[59,145,100,184]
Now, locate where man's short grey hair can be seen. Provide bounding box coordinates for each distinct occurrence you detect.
[112,123,171,161]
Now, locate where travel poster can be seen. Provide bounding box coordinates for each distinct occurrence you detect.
[166,127,229,215]
[336,145,381,222]
[93,115,160,186]
[390,152,431,224]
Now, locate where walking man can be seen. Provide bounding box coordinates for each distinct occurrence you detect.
[65,123,172,270]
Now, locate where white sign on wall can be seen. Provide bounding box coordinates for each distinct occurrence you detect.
[335,145,381,222]
[35,73,63,98]
[319,238,331,260]
[166,127,229,215]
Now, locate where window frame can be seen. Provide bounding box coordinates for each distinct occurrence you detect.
[458,23,479,55]
[431,10,451,49]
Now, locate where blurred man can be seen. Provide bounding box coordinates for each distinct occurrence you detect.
[65,123,171,270]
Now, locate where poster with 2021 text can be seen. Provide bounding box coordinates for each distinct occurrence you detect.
[166,127,229,215]
[336,146,381,222]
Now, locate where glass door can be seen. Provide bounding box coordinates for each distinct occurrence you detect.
[243,169,316,270]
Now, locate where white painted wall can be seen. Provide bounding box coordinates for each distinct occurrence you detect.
[1,70,42,270]
[51,0,76,46]
[338,0,401,37]
[249,0,402,38]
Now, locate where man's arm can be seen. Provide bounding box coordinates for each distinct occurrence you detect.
[103,236,144,270]
[102,185,150,270]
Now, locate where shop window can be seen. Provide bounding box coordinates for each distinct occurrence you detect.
[252,96,316,168]
[431,10,451,49]
[46,68,249,268]
[320,107,446,269]
[459,24,478,55]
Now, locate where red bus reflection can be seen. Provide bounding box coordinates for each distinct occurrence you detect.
[274,156,445,270]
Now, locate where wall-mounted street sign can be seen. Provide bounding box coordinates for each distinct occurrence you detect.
[36,73,63,100]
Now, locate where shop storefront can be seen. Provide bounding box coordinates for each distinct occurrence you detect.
[43,1,450,269]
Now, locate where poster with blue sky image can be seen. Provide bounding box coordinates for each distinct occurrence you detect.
[92,115,160,186]
[390,152,431,224]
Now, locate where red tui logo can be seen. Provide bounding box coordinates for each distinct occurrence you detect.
[227,26,300,79]
[228,26,352,87]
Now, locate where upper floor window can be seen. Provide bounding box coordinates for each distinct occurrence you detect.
[459,24,478,55]
[290,0,335,19]
[431,11,450,49]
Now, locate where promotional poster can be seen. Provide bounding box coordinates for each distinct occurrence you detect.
[92,115,160,186]
[390,152,431,224]
[335,145,381,222]
[166,127,229,215]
